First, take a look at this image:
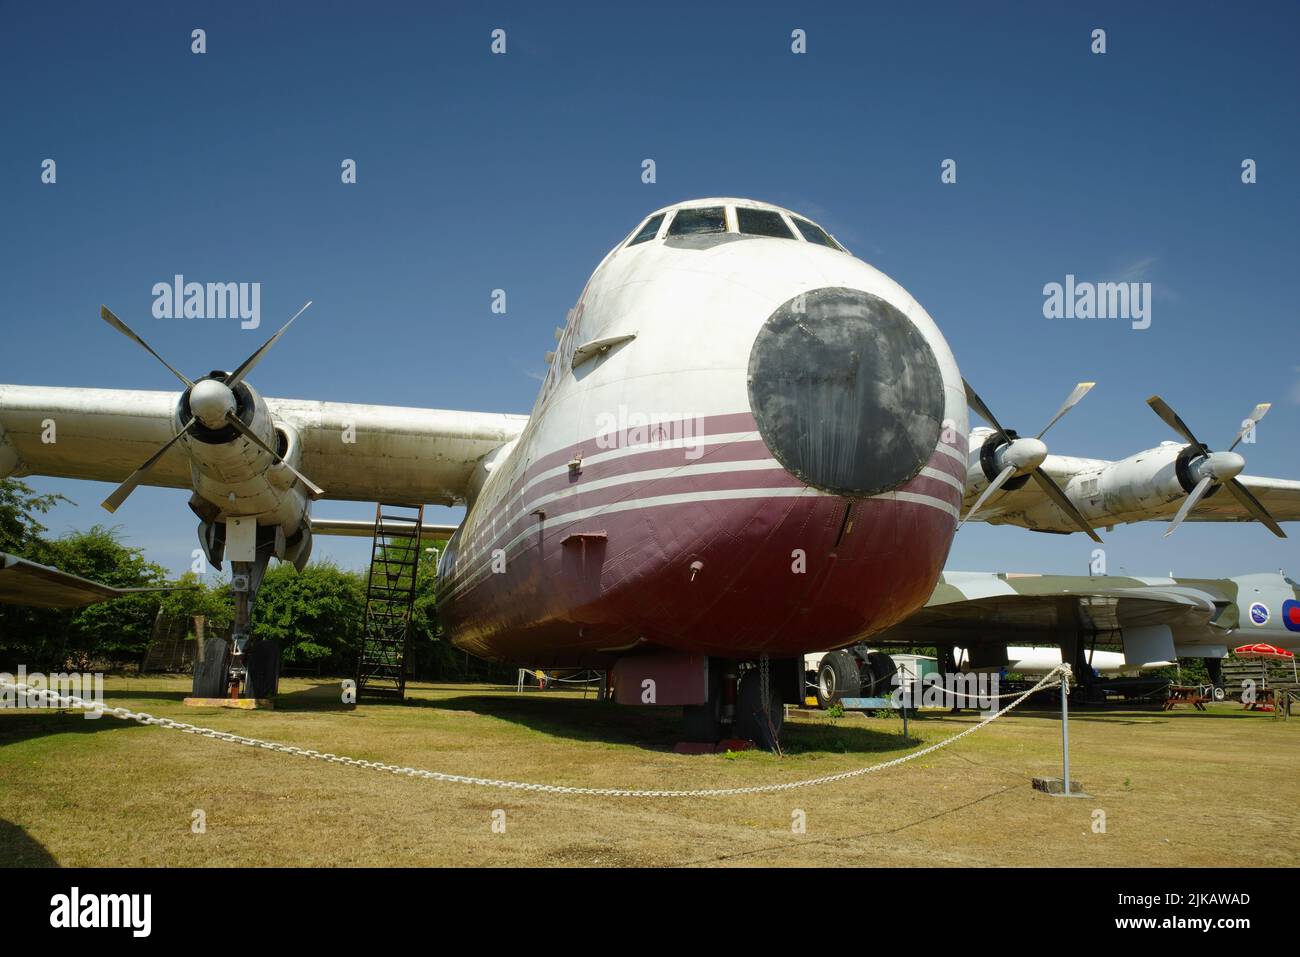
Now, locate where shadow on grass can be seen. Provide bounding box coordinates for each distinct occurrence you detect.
[274,681,358,712]
[387,691,919,756]
[0,819,58,867]
[0,708,143,747]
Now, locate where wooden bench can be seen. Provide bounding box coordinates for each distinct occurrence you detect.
[1163,685,1208,711]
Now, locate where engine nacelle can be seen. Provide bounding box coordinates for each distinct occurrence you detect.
[1094,443,1186,517]
[178,376,313,567]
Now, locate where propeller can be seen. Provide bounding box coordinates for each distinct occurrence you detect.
[98,302,322,512]
[1146,396,1283,538]
[961,379,1102,542]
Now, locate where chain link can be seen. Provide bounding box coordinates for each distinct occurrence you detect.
[0,667,1067,798]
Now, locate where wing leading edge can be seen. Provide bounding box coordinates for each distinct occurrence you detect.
[0,384,527,507]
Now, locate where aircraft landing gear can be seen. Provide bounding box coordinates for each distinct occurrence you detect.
[679,656,795,752]
[191,549,279,699]
[735,666,784,751]
[681,659,732,743]
[1204,657,1225,699]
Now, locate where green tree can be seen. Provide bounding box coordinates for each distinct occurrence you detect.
[409,548,459,678]
[158,571,233,632]
[44,526,168,668]
[251,561,365,670]
[0,478,69,558]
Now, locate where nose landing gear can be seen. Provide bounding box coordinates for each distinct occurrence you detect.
[679,656,796,752]
[191,547,280,701]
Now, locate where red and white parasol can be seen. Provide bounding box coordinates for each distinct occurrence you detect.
[1233,642,1297,685]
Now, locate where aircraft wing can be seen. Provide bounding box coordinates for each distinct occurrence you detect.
[0,384,528,506]
[1185,474,1300,523]
[961,454,1102,524]
[0,551,180,608]
[872,572,1222,645]
[310,518,459,541]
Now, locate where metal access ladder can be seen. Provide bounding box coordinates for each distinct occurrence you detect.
[356,503,424,699]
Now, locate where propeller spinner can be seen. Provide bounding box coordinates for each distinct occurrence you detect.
[98,303,323,512]
[961,379,1102,542]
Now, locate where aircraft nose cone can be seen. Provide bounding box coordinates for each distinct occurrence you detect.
[189,378,236,429]
[746,287,945,496]
[1002,437,1048,473]
[1205,450,1246,482]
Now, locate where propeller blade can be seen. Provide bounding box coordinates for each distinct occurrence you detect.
[224,413,324,499]
[1029,468,1102,543]
[960,465,1017,527]
[226,301,312,389]
[1225,478,1286,538]
[100,306,193,388]
[1164,475,1214,538]
[1228,402,1272,452]
[101,420,196,513]
[1146,395,1206,454]
[963,379,1012,445]
[1036,381,1095,439]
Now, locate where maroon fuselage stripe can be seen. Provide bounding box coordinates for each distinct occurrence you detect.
[438,412,966,664]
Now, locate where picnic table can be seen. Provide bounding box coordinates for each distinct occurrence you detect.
[1163,685,1209,711]
[1243,686,1277,711]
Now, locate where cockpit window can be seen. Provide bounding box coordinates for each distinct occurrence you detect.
[791,216,844,251]
[737,207,795,239]
[627,212,665,246]
[666,206,727,237]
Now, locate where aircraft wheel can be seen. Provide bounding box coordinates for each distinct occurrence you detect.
[816,651,860,709]
[192,637,230,698]
[681,661,725,743]
[865,652,897,697]
[245,640,281,699]
[735,670,784,751]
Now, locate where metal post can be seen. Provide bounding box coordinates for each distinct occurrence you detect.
[901,663,910,741]
[1060,665,1071,796]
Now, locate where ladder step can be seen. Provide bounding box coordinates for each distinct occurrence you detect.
[357,501,425,699]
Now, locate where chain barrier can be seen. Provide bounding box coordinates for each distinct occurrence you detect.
[0,666,1069,798]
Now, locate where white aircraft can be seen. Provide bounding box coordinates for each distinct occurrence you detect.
[1,197,1294,745]
[958,382,1299,539]
[0,198,968,746]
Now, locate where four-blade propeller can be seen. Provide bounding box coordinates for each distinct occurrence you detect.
[961,379,1102,542]
[1146,396,1282,538]
[98,303,323,512]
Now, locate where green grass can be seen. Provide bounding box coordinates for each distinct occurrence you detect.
[0,675,1296,867]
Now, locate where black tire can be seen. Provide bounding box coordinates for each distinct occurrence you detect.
[681,659,725,743]
[816,651,861,709]
[735,670,784,751]
[864,652,897,697]
[245,640,281,699]
[192,637,231,698]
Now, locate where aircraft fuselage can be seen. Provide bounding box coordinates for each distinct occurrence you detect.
[435,199,967,667]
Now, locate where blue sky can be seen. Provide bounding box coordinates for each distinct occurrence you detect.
[2,0,1297,582]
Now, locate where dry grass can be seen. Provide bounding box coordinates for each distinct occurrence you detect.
[0,675,1295,867]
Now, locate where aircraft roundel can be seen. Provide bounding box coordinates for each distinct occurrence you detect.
[1248,602,1270,626]
[1283,599,1300,633]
